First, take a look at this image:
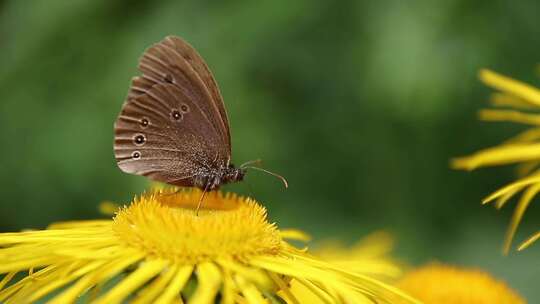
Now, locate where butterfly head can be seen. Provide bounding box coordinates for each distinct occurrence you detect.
[222,163,246,184]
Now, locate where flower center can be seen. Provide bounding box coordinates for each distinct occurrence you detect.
[112,189,282,263]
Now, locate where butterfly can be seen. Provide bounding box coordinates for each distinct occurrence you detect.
[114,35,287,195]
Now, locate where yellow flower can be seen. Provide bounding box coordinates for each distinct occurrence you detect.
[452,69,540,253]
[396,263,526,304]
[0,189,416,304]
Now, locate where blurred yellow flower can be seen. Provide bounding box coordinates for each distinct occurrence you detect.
[396,263,525,304]
[452,69,540,253]
[0,189,416,304]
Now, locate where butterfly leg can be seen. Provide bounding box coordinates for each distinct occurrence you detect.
[195,184,210,216]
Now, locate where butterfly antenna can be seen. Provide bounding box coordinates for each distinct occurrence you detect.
[243,166,288,189]
[240,159,263,168]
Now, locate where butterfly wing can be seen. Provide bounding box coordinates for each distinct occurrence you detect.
[163,36,231,149]
[128,36,231,152]
[114,36,231,186]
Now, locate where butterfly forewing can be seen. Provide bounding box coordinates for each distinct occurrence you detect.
[163,36,231,148]
[114,36,232,186]
[133,36,229,151]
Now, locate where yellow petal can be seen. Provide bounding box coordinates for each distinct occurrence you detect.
[27,261,103,303]
[494,187,520,209]
[48,253,144,304]
[234,275,268,304]
[489,92,535,109]
[480,69,540,106]
[218,259,272,290]
[94,259,168,304]
[518,231,540,251]
[154,265,193,304]
[221,268,239,304]
[0,272,16,291]
[290,278,334,304]
[482,173,540,204]
[503,183,540,254]
[0,266,56,302]
[452,143,540,171]
[132,265,179,304]
[503,127,540,144]
[189,262,222,304]
[479,109,540,125]
[280,229,311,242]
[268,272,301,304]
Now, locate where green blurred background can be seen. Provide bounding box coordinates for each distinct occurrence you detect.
[1,0,539,301]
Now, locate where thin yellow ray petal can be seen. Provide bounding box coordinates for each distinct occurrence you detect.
[11,268,71,304]
[480,69,540,106]
[331,261,401,279]
[503,183,540,254]
[311,281,341,303]
[48,220,112,229]
[256,255,419,304]
[0,227,111,240]
[221,268,238,304]
[27,261,105,303]
[280,229,311,242]
[490,92,535,109]
[0,256,58,273]
[253,255,384,297]
[305,277,364,304]
[451,143,540,171]
[0,265,58,302]
[503,128,540,145]
[218,259,272,289]
[250,256,338,282]
[132,265,179,304]
[55,245,129,259]
[189,262,222,304]
[0,281,23,302]
[268,272,301,304]
[485,181,540,207]
[234,275,267,304]
[287,253,402,292]
[93,259,168,304]
[0,272,16,291]
[479,109,540,125]
[235,294,250,304]
[518,231,540,251]
[495,186,521,209]
[48,253,144,304]
[482,171,540,204]
[250,257,360,301]
[293,278,335,304]
[154,265,193,304]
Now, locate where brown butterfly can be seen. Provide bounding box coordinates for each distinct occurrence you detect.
[114,35,286,195]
